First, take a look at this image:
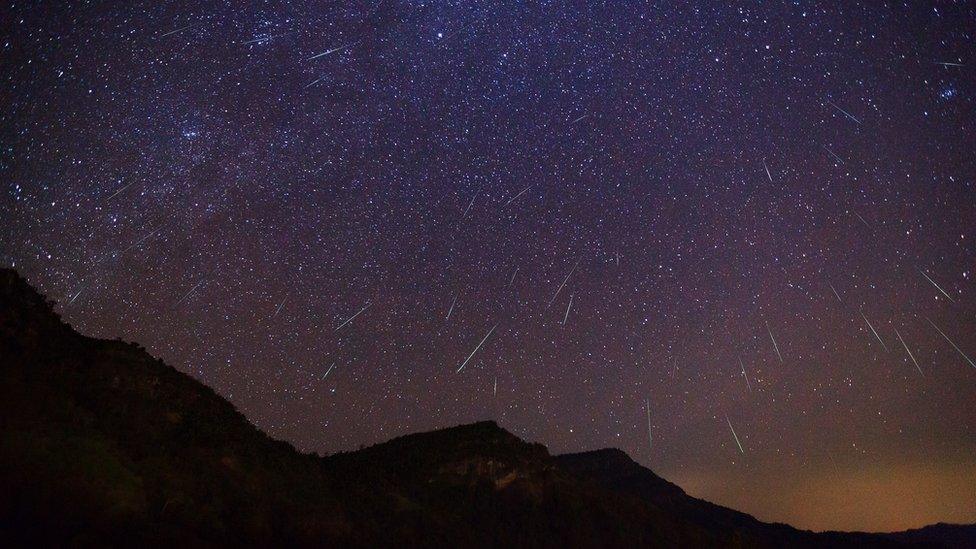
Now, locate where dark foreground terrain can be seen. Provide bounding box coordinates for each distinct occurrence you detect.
[1,268,973,548]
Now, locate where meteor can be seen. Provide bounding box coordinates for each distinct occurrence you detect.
[828,282,843,303]
[827,99,862,125]
[159,24,195,38]
[859,310,889,352]
[446,293,458,321]
[68,287,84,305]
[456,324,498,373]
[505,185,533,206]
[119,223,167,255]
[272,296,287,319]
[739,357,752,391]
[927,317,976,369]
[174,279,206,307]
[726,415,744,454]
[823,145,844,164]
[766,320,783,363]
[241,31,295,45]
[335,302,371,330]
[242,36,272,45]
[645,398,653,451]
[106,180,135,200]
[462,186,481,217]
[307,39,360,61]
[894,328,923,376]
[322,362,336,379]
[916,267,954,302]
[304,76,326,89]
[547,259,580,308]
[562,293,574,325]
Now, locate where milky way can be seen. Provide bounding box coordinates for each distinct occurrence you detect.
[3,1,975,532]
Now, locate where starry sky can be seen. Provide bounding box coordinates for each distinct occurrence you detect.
[3,0,976,533]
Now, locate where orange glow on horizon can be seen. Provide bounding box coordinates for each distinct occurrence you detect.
[676,460,976,532]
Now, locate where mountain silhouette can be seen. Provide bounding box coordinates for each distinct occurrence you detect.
[1,268,973,547]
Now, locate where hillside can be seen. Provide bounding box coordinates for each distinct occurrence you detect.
[1,268,971,547]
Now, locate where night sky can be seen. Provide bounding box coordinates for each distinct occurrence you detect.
[3,0,976,533]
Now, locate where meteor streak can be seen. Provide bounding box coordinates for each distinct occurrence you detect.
[107,180,135,200]
[916,267,954,302]
[335,302,371,330]
[859,310,889,352]
[726,415,744,454]
[547,259,580,308]
[739,357,752,391]
[307,39,360,60]
[174,279,206,307]
[927,317,976,369]
[159,24,195,38]
[119,223,167,255]
[304,76,326,89]
[894,328,923,376]
[272,296,287,319]
[562,294,574,325]
[68,287,84,305]
[828,282,843,303]
[504,185,533,206]
[853,211,871,229]
[823,145,844,164]
[241,31,295,45]
[646,398,653,451]
[456,324,497,373]
[446,293,458,321]
[462,186,481,217]
[827,99,862,125]
[766,320,783,363]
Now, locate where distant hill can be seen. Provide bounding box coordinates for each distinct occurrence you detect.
[883,525,976,549]
[1,268,971,547]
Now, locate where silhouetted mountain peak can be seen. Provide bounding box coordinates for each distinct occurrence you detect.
[382,419,519,447]
[1,267,40,298]
[344,419,545,461]
[559,447,638,468]
[1,268,72,344]
[328,420,557,499]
